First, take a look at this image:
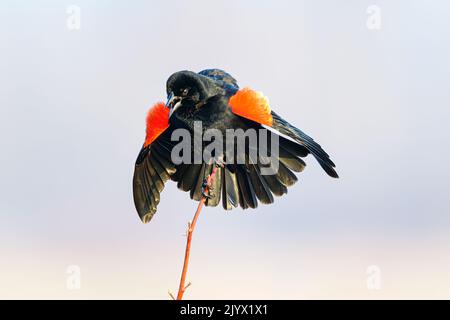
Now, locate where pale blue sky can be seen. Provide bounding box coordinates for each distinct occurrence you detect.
[1,0,449,298]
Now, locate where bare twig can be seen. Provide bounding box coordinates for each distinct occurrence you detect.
[168,291,176,300]
[175,165,219,300]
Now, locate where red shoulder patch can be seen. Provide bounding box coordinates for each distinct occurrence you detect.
[228,87,273,127]
[144,102,170,147]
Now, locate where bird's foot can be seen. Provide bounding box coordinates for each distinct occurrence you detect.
[201,178,214,199]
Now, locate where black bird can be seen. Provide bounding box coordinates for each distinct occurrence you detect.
[133,69,338,223]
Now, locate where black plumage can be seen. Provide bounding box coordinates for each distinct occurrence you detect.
[133,69,338,223]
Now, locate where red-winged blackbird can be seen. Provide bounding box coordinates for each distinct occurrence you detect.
[133,69,338,223]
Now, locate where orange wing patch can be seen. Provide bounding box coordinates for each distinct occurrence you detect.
[144,102,170,147]
[228,87,273,126]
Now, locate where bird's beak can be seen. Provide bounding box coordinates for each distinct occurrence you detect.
[165,92,182,118]
[166,92,174,108]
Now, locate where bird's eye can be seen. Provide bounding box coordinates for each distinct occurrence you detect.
[181,88,189,96]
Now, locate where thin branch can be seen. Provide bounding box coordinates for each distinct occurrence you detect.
[175,165,219,300]
[168,291,176,301]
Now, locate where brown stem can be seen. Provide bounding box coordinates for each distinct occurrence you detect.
[176,165,219,300]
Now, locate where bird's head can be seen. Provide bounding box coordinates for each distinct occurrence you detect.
[165,70,224,118]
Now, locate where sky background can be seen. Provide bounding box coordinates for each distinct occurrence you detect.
[1,0,450,299]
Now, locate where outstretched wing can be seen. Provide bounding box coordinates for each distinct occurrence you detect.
[228,87,338,178]
[133,103,176,223]
[270,111,338,178]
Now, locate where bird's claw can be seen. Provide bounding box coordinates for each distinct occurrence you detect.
[202,190,214,199]
[201,178,214,198]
